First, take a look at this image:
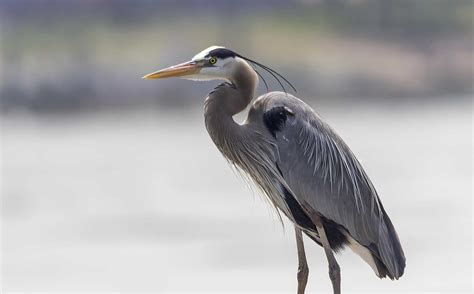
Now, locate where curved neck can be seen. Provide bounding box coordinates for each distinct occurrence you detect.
[205,58,258,117]
[204,58,258,152]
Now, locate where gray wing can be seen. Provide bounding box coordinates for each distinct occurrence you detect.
[255,92,405,279]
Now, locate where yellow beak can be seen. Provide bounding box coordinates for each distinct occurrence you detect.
[142,61,199,79]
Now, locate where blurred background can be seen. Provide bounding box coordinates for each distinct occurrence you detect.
[1,0,472,292]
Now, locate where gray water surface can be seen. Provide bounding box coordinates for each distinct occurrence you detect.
[2,98,472,292]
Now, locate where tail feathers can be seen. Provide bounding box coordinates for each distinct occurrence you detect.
[372,252,395,279]
[375,210,406,279]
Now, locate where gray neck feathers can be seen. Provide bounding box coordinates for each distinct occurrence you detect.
[204,59,258,151]
[203,59,290,220]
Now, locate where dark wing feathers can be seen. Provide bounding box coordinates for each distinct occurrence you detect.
[258,92,405,279]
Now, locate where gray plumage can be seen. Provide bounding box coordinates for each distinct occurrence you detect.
[143,46,406,293]
[203,56,405,279]
[254,93,405,279]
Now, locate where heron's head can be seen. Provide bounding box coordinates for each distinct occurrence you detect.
[142,46,243,82]
[142,46,296,93]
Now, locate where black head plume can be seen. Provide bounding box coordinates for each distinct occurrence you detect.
[235,53,297,94]
[204,47,296,94]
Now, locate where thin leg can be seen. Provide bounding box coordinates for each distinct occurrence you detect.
[295,226,309,294]
[311,214,341,294]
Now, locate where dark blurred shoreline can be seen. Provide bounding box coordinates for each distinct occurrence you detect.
[1,0,472,114]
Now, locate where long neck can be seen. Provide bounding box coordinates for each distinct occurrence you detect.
[204,59,258,150]
[205,59,257,117]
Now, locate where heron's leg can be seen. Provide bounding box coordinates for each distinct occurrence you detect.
[294,226,309,294]
[311,214,341,294]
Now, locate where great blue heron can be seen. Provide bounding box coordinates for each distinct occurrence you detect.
[143,46,405,293]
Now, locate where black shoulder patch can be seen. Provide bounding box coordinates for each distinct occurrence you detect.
[263,106,294,138]
[205,48,236,59]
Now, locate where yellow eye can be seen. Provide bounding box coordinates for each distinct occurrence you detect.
[209,57,217,64]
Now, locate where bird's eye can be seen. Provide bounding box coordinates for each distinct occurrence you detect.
[209,57,217,64]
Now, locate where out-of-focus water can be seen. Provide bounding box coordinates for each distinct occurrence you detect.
[1,97,472,292]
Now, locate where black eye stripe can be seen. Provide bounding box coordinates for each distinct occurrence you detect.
[204,48,236,59]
